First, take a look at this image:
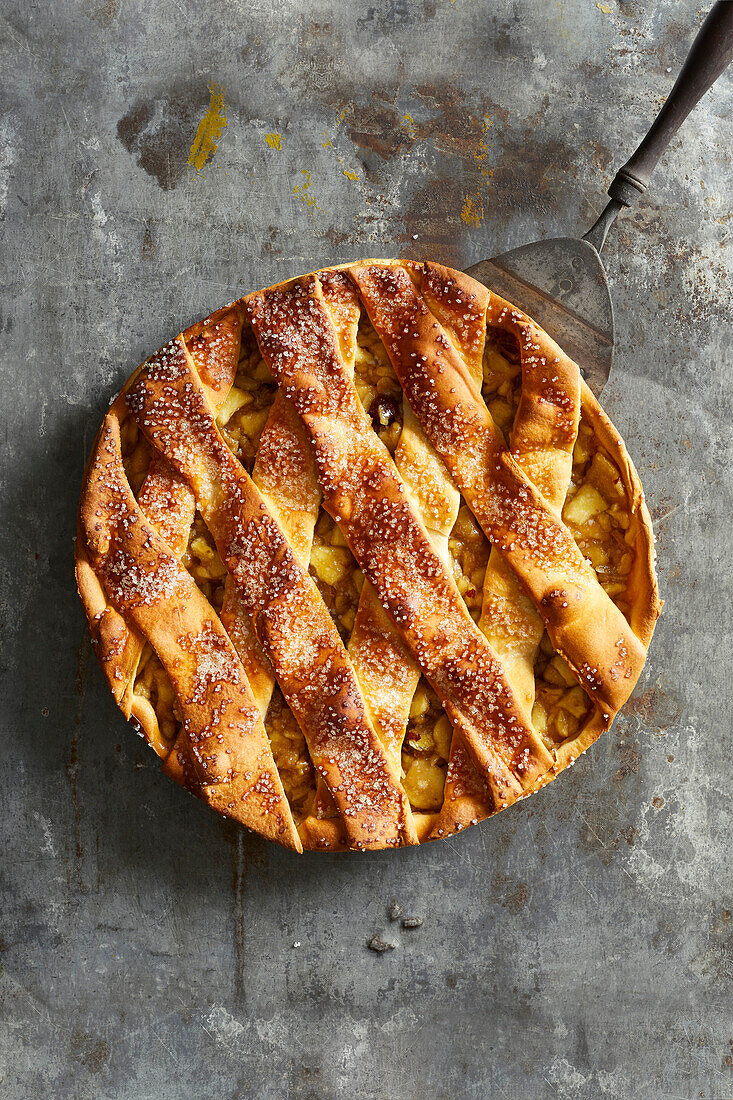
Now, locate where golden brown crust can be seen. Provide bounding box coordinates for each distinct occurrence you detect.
[349,263,646,721]
[410,260,488,385]
[219,578,274,718]
[251,391,321,568]
[75,303,245,752]
[347,582,419,773]
[246,274,553,809]
[578,379,661,648]
[79,415,301,850]
[433,289,580,837]
[125,335,416,850]
[75,536,143,715]
[75,258,661,853]
[299,809,438,851]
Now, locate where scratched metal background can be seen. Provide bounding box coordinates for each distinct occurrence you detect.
[1,0,731,1097]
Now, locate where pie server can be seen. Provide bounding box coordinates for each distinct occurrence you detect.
[467,1,733,398]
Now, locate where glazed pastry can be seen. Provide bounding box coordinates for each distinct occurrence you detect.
[76,261,661,851]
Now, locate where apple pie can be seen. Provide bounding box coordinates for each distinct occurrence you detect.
[75,260,661,852]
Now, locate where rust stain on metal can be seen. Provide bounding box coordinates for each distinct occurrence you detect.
[614,740,642,781]
[492,872,530,913]
[70,1030,111,1073]
[117,87,211,190]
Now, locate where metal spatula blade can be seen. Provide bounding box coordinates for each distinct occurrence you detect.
[467,238,613,397]
[466,2,732,398]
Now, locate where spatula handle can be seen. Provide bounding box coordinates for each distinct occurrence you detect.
[608,1,733,206]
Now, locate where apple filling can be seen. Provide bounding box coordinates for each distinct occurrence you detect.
[482,326,523,440]
[563,418,634,618]
[132,644,181,744]
[532,638,593,748]
[216,332,277,471]
[264,686,316,816]
[309,511,364,642]
[448,505,491,623]
[401,678,452,811]
[182,514,227,612]
[120,417,152,498]
[355,317,404,454]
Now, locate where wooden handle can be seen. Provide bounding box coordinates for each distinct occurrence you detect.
[609,2,733,206]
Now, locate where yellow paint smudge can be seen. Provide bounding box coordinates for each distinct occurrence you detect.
[293,169,321,210]
[188,84,228,172]
[461,194,483,226]
[342,169,359,181]
[402,113,416,139]
[596,2,612,13]
[265,132,283,150]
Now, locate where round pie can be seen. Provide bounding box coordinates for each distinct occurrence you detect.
[75,260,661,852]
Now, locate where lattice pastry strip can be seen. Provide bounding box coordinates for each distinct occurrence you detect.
[247,274,553,811]
[77,258,661,852]
[296,273,451,843]
[251,270,363,826]
[125,334,416,850]
[218,362,326,727]
[350,262,647,721]
[76,305,245,758]
[434,287,582,835]
[307,339,463,842]
[317,269,489,841]
[77,414,300,849]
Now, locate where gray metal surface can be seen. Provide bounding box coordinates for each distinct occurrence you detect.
[1,2,731,1098]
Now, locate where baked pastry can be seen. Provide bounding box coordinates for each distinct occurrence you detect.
[76,260,661,852]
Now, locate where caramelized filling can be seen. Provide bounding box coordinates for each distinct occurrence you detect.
[401,678,451,811]
[533,634,592,748]
[563,416,633,619]
[264,687,316,817]
[310,510,363,642]
[182,514,226,612]
[119,416,153,498]
[355,318,403,454]
[482,326,522,442]
[133,644,180,744]
[216,330,277,470]
[448,505,491,623]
